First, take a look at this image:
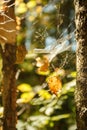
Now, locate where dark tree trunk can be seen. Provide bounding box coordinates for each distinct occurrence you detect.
[2,45,17,130]
[0,0,17,130]
[74,1,87,130]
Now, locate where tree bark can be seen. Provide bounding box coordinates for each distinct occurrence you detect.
[2,45,17,130]
[74,1,87,130]
[1,0,17,130]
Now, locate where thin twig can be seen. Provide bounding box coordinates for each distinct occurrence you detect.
[0,27,16,32]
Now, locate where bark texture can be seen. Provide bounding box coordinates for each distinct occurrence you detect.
[74,1,87,130]
[2,45,17,130]
[1,0,17,130]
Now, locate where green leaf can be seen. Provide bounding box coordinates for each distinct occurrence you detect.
[51,114,70,121]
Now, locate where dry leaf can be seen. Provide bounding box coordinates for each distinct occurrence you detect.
[16,45,27,64]
[47,76,62,95]
[36,56,49,72]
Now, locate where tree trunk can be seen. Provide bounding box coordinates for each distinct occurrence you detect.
[74,1,87,130]
[0,0,17,130]
[2,45,17,130]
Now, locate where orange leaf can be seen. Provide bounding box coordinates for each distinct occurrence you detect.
[47,76,62,95]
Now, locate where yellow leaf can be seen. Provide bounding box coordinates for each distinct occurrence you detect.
[70,71,76,77]
[17,83,32,92]
[28,16,35,22]
[0,107,3,117]
[38,89,51,99]
[16,3,27,14]
[27,1,36,9]
[21,92,35,103]
[36,6,42,14]
[37,69,50,76]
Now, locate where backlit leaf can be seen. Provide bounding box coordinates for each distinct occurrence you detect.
[38,89,51,99]
[16,3,27,14]
[21,92,35,103]
[27,1,36,9]
[0,107,3,117]
[17,83,32,92]
[47,75,62,95]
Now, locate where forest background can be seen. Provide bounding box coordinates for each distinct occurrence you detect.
[0,0,76,130]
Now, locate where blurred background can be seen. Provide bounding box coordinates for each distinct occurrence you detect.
[0,0,76,130]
